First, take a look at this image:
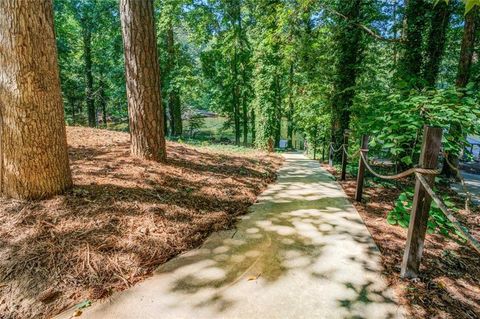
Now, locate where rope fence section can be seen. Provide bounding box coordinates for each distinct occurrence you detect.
[329,143,344,153]
[415,172,480,254]
[359,150,441,180]
[327,127,479,279]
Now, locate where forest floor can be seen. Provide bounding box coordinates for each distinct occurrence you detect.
[322,164,480,319]
[0,127,282,319]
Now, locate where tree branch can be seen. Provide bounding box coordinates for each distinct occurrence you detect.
[321,4,404,44]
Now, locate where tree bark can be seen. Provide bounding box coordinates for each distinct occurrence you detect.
[397,0,428,88]
[0,0,72,199]
[423,0,452,87]
[330,0,364,159]
[120,0,166,162]
[456,8,477,88]
[442,7,478,177]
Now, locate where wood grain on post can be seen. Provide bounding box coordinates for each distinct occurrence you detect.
[355,135,369,202]
[341,131,349,181]
[401,126,442,279]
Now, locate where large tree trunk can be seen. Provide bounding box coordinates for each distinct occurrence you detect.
[166,22,182,137]
[442,7,478,177]
[422,0,452,87]
[330,0,364,159]
[0,0,72,199]
[82,26,96,127]
[120,0,166,162]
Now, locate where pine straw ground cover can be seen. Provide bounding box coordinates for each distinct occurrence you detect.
[322,164,480,319]
[0,127,282,319]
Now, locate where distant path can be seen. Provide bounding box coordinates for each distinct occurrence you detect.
[452,171,480,205]
[57,153,405,319]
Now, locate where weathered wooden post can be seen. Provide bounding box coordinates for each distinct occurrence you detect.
[328,143,334,166]
[355,135,369,202]
[401,126,442,278]
[322,138,326,163]
[341,131,349,181]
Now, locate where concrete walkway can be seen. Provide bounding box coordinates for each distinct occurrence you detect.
[58,153,405,319]
[452,171,480,205]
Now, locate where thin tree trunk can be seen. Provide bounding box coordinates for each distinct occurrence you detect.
[251,108,256,145]
[442,7,478,177]
[287,63,294,149]
[274,72,282,148]
[166,22,182,137]
[242,91,248,146]
[83,26,96,127]
[0,0,72,199]
[120,0,166,162]
[232,47,241,146]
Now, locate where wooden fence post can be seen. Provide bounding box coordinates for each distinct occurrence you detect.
[328,143,334,166]
[355,135,369,202]
[341,131,349,181]
[401,126,442,278]
[322,138,326,163]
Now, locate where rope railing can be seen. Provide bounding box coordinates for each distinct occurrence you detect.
[416,172,480,254]
[329,142,344,153]
[359,150,441,180]
[327,127,479,278]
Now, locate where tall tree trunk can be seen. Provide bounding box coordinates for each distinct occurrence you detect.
[423,1,452,87]
[120,0,166,162]
[397,0,428,88]
[232,47,241,146]
[330,0,364,159]
[242,91,248,146]
[166,22,182,137]
[274,73,282,148]
[98,79,107,127]
[83,26,96,127]
[442,7,478,177]
[456,8,477,88]
[0,0,72,199]
[251,108,256,145]
[287,63,294,149]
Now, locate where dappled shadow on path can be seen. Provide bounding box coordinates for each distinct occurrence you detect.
[84,153,405,319]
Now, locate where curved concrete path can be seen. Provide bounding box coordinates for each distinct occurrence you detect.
[58,153,405,319]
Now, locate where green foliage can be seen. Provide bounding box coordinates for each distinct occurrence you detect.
[360,87,480,165]
[387,189,467,241]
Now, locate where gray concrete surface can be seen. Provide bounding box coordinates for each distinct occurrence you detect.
[452,171,480,205]
[57,152,405,319]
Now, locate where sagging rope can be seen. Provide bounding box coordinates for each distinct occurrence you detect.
[329,142,344,153]
[416,172,480,254]
[359,150,441,180]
